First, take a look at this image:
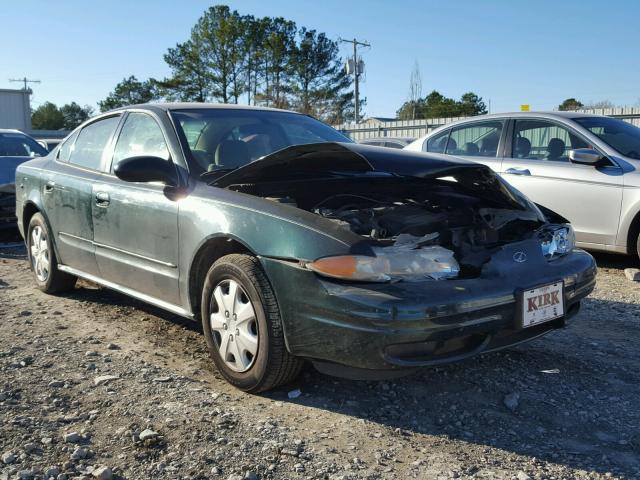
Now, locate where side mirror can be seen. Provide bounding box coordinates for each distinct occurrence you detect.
[569,148,603,165]
[114,156,178,186]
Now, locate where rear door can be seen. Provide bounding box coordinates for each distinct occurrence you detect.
[91,111,181,306]
[501,118,623,246]
[43,115,121,275]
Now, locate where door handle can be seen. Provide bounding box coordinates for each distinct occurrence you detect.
[44,181,55,193]
[95,191,110,207]
[504,168,531,176]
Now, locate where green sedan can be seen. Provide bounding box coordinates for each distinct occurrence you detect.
[15,104,596,392]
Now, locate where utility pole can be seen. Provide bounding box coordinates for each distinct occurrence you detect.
[339,37,370,124]
[9,77,40,91]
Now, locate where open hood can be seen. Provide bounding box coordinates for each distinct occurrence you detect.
[210,142,488,188]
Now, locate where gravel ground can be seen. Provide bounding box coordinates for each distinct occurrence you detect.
[1,240,639,480]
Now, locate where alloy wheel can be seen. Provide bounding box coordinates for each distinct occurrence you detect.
[30,225,50,282]
[209,279,259,372]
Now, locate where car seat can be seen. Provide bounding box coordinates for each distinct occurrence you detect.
[213,140,250,169]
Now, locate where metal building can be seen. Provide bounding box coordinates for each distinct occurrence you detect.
[0,88,32,131]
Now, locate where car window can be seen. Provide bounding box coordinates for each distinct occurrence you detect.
[69,116,120,171]
[171,109,350,174]
[574,116,640,160]
[56,131,80,163]
[512,120,589,162]
[112,113,170,167]
[425,129,449,153]
[0,132,48,157]
[446,121,503,157]
[385,142,404,149]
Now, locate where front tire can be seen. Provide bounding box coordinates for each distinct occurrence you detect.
[201,254,303,392]
[27,213,77,293]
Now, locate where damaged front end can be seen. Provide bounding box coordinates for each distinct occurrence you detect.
[205,142,595,375]
[209,142,575,282]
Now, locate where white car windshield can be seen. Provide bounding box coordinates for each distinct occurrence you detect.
[574,117,640,159]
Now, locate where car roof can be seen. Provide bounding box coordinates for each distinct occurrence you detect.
[477,111,603,119]
[0,129,25,134]
[437,111,606,127]
[360,136,414,142]
[417,111,608,140]
[110,102,303,115]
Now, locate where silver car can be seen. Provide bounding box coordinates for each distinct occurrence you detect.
[406,112,640,258]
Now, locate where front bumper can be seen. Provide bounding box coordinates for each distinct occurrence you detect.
[261,238,597,374]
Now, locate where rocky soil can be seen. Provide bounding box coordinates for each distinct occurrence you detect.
[1,242,639,480]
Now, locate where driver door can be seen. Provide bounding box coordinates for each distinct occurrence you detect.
[91,112,181,306]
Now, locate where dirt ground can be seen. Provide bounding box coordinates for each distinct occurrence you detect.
[1,239,639,480]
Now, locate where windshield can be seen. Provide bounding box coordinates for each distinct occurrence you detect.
[574,117,640,159]
[0,132,48,157]
[171,108,352,174]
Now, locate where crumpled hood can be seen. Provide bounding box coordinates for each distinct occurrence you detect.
[0,156,32,192]
[211,142,489,188]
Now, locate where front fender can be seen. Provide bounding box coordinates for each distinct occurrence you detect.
[618,186,640,251]
[177,185,366,313]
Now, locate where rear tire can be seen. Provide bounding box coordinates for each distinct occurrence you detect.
[27,213,77,293]
[201,254,303,392]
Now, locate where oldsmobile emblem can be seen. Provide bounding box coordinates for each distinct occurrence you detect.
[513,251,527,263]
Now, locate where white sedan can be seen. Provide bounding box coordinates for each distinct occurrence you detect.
[406,112,640,258]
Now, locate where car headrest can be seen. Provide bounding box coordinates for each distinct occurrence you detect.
[214,140,250,169]
[480,134,499,155]
[515,137,531,158]
[547,138,565,159]
[464,142,479,155]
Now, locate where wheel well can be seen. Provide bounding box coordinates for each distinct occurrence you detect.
[188,237,251,317]
[628,210,640,256]
[22,202,40,233]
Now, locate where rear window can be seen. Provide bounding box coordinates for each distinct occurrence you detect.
[446,121,504,157]
[69,116,120,171]
[425,129,449,153]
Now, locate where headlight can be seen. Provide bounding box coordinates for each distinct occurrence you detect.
[540,225,575,258]
[306,246,460,282]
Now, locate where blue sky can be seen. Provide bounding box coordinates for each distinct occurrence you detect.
[3,0,639,117]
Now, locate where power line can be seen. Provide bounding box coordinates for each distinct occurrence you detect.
[339,37,370,123]
[9,77,41,92]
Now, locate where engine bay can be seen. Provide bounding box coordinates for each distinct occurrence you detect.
[229,172,547,278]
